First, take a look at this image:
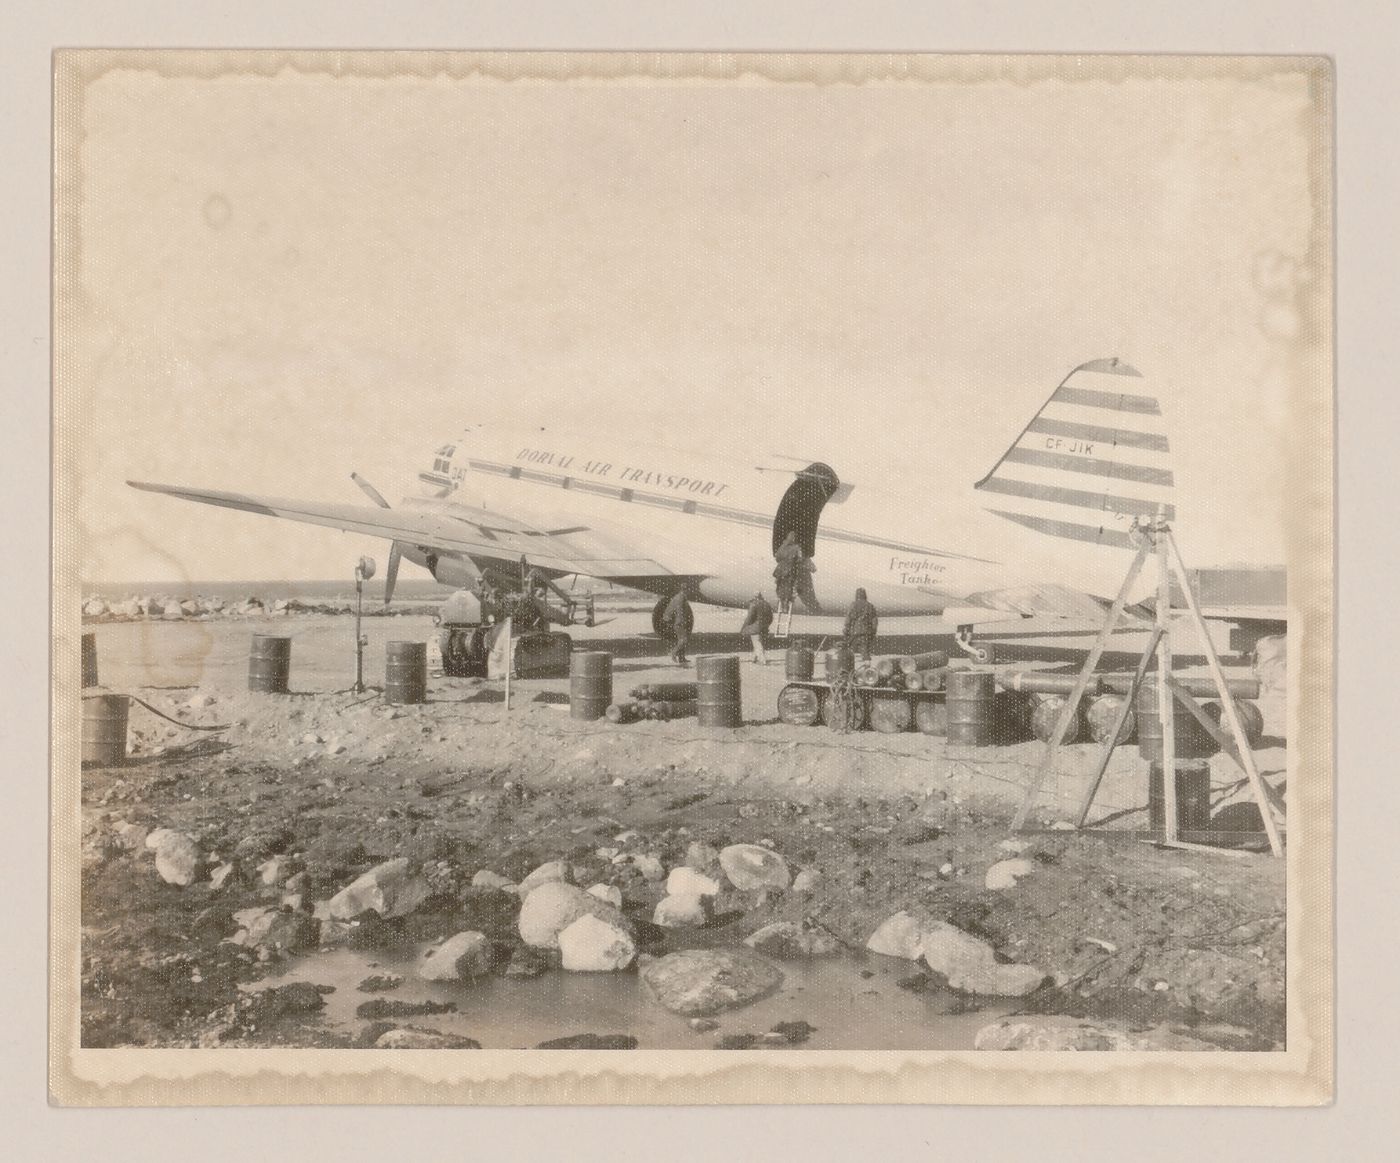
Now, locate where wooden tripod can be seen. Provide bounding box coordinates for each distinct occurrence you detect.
[1008,516,1284,858]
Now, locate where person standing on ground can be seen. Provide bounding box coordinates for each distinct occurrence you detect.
[663,590,695,666]
[844,587,878,661]
[738,591,774,664]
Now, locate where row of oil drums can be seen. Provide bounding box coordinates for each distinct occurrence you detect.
[248,634,430,704]
[570,651,744,727]
[778,665,1265,753]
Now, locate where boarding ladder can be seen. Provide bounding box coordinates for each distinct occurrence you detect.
[774,601,794,639]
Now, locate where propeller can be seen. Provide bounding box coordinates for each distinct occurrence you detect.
[351,473,411,607]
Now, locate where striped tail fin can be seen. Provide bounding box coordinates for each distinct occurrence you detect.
[974,358,1173,550]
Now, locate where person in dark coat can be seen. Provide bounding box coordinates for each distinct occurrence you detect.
[738,591,774,664]
[772,532,802,607]
[663,590,695,666]
[843,587,878,661]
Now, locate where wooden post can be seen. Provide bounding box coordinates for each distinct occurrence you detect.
[1011,534,1153,832]
[1166,534,1284,857]
[1155,525,1177,842]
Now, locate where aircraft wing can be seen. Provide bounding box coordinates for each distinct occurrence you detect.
[127,481,672,579]
[938,583,1127,622]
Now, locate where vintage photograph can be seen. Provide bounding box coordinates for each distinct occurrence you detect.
[52,51,1332,1103]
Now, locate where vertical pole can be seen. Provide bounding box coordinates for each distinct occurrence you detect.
[1155,524,1177,842]
[1166,533,1284,857]
[503,616,513,713]
[354,573,364,694]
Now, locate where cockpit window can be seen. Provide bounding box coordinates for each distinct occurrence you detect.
[432,445,457,474]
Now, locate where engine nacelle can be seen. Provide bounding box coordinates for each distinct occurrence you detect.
[426,551,482,590]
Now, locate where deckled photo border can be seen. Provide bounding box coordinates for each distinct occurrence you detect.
[49,49,1334,1106]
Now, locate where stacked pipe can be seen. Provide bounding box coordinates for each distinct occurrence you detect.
[606,681,699,723]
[852,655,950,693]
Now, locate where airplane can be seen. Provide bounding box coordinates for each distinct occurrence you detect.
[129,358,1280,662]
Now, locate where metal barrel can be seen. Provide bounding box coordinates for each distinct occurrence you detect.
[385,640,428,705]
[869,692,914,734]
[1203,699,1265,747]
[777,684,822,727]
[904,673,924,692]
[248,634,291,693]
[874,658,898,681]
[918,667,947,693]
[1104,673,1259,700]
[992,689,1034,743]
[81,632,98,688]
[825,646,855,678]
[1001,671,1102,697]
[1136,676,1218,761]
[853,664,881,687]
[945,669,996,745]
[1028,693,1083,745]
[81,693,129,766]
[570,651,612,721]
[1148,760,1213,837]
[1085,693,1137,746]
[785,644,815,681]
[914,698,948,736]
[695,654,743,727]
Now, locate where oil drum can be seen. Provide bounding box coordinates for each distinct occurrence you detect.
[1148,760,1213,837]
[248,634,291,693]
[913,698,947,736]
[777,684,822,727]
[946,669,995,745]
[785,643,815,682]
[1028,693,1083,745]
[868,692,914,734]
[1085,693,1136,746]
[824,646,855,679]
[696,654,742,727]
[385,640,428,705]
[1136,676,1217,761]
[992,689,1034,743]
[81,693,129,766]
[81,632,98,688]
[1203,699,1265,747]
[570,650,612,721]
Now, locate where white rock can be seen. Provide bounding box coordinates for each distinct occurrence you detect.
[866,911,924,961]
[632,854,665,882]
[790,868,823,894]
[327,857,431,920]
[586,883,623,907]
[997,838,1030,855]
[209,862,237,891]
[666,866,720,898]
[984,858,1035,891]
[517,881,631,950]
[920,921,1046,997]
[557,913,636,972]
[145,827,173,851]
[471,869,512,889]
[258,855,296,886]
[83,597,108,617]
[518,860,572,895]
[419,931,494,981]
[154,831,201,886]
[653,893,709,928]
[719,844,790,891]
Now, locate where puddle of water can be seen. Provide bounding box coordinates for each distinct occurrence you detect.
[262,944,1011,1050]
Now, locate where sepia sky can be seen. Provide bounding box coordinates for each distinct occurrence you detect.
[62,55,1327,583]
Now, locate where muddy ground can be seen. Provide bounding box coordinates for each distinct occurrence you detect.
[76,604,1287,1051]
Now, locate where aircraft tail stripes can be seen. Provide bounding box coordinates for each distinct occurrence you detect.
[974,359,1174,550]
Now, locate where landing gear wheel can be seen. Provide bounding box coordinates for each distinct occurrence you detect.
[954,625,996,666]
[652,595,670,637]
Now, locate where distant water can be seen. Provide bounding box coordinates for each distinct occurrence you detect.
[82,579,454,606]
